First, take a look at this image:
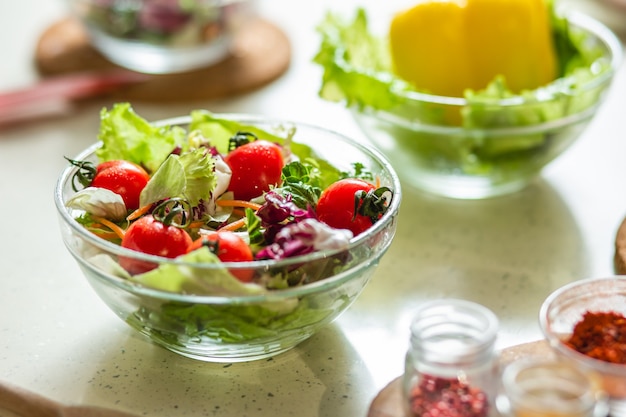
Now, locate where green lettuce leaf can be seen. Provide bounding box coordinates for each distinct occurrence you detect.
[128,294,340,344]
[189,110,288,154]
[139,154,186,207]
[139,148,217,208]
[179,149,217,206]
[313,8,409,110]
[129,248,266,296]
[96,103,186,173]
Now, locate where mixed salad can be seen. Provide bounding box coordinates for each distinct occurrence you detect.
[64,103,394,296]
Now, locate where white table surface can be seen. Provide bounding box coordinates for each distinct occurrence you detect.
[1,0,625,416]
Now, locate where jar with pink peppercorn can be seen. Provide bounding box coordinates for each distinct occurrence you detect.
[402,299,500,417]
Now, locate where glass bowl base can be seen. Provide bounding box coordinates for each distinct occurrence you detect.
[89,30,233,74]
[130,320,313,363]
[403,167,535,199]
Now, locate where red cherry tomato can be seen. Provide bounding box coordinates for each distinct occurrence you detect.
[224,140,283,201]
[316,178,390,236]
[189,231,254,282]
[120,215,192,275]
[91,160,150,210]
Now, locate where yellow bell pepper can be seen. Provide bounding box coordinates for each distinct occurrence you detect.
[389,0,557,97]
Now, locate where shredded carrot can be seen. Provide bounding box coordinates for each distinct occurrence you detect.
[91,230,120,240]
[218,217,247,232]
[231,208,246,217]
[126,203,152,221]
[217,199,262,211]
[189,220,206,229]
[92,216,126,240]
[376,176,381,188]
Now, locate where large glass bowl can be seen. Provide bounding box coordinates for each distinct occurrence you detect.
[67,0,255,74]
[54,114,402,362]
[539,277,626,415]
[351,11,622,199]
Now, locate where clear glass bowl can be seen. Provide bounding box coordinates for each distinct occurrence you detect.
[352,12,622,199]
[67,0,255,74]
[539,277,626,415]
[54,114,402,362]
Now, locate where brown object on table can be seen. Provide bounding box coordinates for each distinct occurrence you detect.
[614,216,626,274]
[367,340,554,417]
[34,17,291,102]
[0,380,142,417]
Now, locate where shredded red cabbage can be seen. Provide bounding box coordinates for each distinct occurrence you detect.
[256,218,352,260]
[256,191,316,243]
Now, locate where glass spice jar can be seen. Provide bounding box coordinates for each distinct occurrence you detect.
[496,359,609,417]
[402,299,500,417]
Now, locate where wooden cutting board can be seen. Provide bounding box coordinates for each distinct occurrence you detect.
[367,340,554,417]
[34,17,291,102]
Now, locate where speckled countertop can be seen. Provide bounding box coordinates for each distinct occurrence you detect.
[1,0,625,416]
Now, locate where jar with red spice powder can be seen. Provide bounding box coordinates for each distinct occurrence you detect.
[402,299,499,417]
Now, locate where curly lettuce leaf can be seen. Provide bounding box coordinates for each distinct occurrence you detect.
[96,103,186,173]
[274,161,323,209]
[313,8,410,110]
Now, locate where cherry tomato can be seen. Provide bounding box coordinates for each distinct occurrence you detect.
[224,140,283,201]
[120,215,192,275]
[316,178,391,236]
[189,231,254,282]
[91,160,150,210]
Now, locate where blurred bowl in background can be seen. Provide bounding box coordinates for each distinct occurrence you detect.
[67,0,255,74]
[350,11,621,199]
[600,0,626,11]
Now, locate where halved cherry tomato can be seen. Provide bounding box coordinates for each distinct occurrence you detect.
[120,215,192,275]
[316,178,391,236]
[189,231,254,282]
[224,140,283,201]
[91,160,150,210]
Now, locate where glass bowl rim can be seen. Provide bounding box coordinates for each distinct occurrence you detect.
[538,276,626,374]
[353,103,599,136]
[54,113,403,302]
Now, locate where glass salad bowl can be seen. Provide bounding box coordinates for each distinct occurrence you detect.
[67,0,255,74]
[315,9,622,199]
[54,110,402,362]
[539,277,626,415]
